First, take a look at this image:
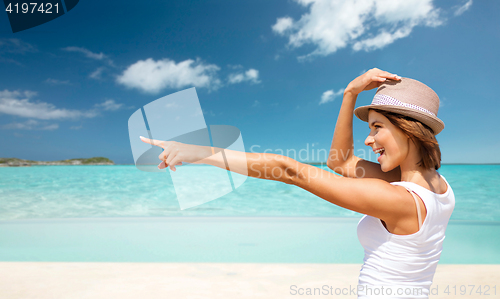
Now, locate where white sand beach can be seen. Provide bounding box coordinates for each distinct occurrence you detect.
[0,263,498,299]
[1,218,498,298]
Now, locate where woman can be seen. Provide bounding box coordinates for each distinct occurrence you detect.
[140,68,455,298]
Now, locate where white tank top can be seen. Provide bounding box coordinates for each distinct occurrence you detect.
[357,175,455,298]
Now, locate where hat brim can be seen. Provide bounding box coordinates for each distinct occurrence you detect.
[354,104,445,135]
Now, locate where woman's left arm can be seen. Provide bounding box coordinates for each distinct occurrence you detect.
[140,136,412,222]
[284,160,408,221]
[140,136,292,182]
[211,148,411,222]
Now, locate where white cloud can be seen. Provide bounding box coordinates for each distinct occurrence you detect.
[116,58,221,93]
[165,102,180,109]
[0,56,21,65]
[0,39,36,65]
[45,78,71,85]
[272,0,445,59]
[62,46,114,66]
[1,119,58,130]
[90,67,105,80]
[0,89,98,120]
[63,46,106,60]
[227,64,244,69]
[272,17,294,34]
[63,47,115,79]
[439,97,446,108]
[0,38,36,54]
[319,88,344,105]
[202,109,216,116]
[228,68,261,84]
[352,27,412,52]
[94,99,123,111]
[454,0,472,16]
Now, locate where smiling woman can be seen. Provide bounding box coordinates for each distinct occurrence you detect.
[327,69,454,298]
[369,108,442,171]
[140,68,455,299]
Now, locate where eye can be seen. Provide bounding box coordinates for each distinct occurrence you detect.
[374,125,381,129]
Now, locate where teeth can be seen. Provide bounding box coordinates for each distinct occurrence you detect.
[375,148,385,154]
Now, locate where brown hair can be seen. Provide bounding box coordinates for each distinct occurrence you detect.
[371,108,441,170]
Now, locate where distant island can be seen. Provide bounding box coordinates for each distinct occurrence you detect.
[0,157,114,167]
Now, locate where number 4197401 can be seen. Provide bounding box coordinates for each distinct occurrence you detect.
[5,3,59,14]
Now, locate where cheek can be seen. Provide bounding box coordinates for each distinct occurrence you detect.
[397,133,410,151]
[391,134,410,159]
[381,132,406,157]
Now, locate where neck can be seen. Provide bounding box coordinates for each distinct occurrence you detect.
[399,139,439,184]
[399,158,439,186]
[400,166,438,182]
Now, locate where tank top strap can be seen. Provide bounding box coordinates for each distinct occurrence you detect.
[404,187,423,230]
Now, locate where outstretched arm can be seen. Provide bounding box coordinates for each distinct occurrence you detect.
[139,136,292,182]
[139,136,414,222]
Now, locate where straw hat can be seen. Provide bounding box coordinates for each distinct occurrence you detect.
[354,77,445,135]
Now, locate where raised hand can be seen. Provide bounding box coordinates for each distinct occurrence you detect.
[344,68,401,96]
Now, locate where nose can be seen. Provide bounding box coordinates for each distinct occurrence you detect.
[364,133,375,147]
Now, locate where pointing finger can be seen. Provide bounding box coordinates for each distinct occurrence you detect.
[140,136,164,148]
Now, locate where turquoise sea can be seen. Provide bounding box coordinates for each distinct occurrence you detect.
[0,164,499,264]
[0,164,499,220]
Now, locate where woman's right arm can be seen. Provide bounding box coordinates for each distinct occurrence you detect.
[326,68,401,182]
[326,90,361,176]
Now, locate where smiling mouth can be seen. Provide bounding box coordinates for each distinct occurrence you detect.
[374,148,385,155]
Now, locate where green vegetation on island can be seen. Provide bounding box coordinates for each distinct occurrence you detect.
[0,157,114,167]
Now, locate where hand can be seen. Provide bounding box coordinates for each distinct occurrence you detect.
[344,68,401,96]
[139,136,212,171]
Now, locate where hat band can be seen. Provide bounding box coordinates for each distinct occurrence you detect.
[371,94,436,117]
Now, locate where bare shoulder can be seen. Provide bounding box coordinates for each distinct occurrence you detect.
[328,155,401,182]
[343,156,401,182]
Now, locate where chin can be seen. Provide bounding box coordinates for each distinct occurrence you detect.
[380,163,397,173]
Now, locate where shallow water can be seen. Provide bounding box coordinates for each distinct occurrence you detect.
[1,164,498,264]
[0,217,498,264]
[0,164,498,221]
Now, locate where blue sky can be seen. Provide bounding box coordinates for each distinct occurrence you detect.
[0,0,498,164]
